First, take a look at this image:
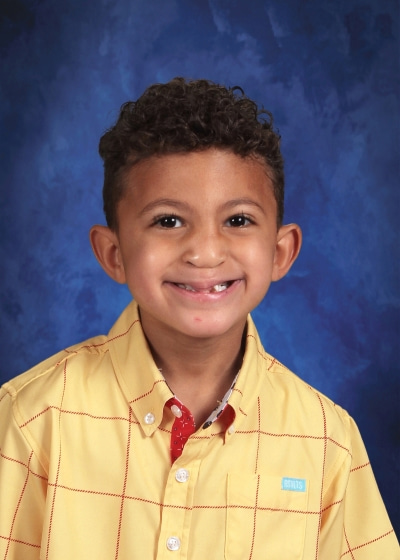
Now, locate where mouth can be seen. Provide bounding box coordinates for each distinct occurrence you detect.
[174,281,234,294]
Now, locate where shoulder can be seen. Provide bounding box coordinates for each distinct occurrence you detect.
[244,322,354,450]
[1,301,140,411]
[0,301,142,429]
[1,333,110,423]
[269,353,352,438]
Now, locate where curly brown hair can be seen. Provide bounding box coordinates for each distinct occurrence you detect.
[99,77,284,230]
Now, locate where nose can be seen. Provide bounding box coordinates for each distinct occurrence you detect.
[182,227,227,268]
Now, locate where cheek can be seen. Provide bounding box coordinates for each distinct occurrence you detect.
[123,240,169,282]
[240,242,276,293]
[238,238,274,268]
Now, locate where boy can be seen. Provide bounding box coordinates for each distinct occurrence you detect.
[0,78,398,559]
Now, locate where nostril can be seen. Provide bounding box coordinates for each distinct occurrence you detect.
[185,256,225,268]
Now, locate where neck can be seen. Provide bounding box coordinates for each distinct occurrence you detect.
[140,315,247,425]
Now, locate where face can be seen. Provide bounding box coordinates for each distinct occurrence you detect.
[93,149,300,344]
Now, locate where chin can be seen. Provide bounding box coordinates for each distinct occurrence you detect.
[177,315,246,340]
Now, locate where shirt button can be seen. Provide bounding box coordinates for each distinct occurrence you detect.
[175,468,189,483]
[144,412,155,425]
[166,536,181,551]
[171,404,183,418]
[228,424,235,434]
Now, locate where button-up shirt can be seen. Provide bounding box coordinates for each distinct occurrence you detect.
[0,301,398,559]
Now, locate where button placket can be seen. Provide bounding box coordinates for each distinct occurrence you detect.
[156,459,201,558]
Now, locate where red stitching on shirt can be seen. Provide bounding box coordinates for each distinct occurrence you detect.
[350,461,370,473]
[129,379,167,403]
[314,392,327,560]
[45,360,67,560]
[20,405,134,428]
[3,451,34,560]
[43,478,328,523]
[158,425,172,434]
[339,530,395,557]
[197,504,320,515]
[45,476,323,515]
[235,430,350,454]
[343,527,356,560]
[236,429,324,437]
[47,482,123,499]
[19,406,53,427]
[0,534,41,549]
[266,357,278,371]
[321,499,343,513]
[256,505,319,515]
[246,335,284,369]
[0,391,7,405]
[62,348,80,356]
[327,437,351,454]
[208,428,225,437]
[71,320,141,352]
[44,482,192,508]
[58,347,110,364]
[234,426,347,444]
[0,450,30,470]
[114,406,133,560]
[248,474,260,560]
[246,335,266,357]
[43,480,323,517]
[0,450,48,481]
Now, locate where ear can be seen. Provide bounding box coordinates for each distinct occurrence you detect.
[89,225,127,284]
[272,223,302,282]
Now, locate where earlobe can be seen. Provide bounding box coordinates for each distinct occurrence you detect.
[89,225,126,284]
[272,224,302,282]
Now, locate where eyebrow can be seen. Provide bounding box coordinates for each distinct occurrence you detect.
[139,198,191,216]
[139,197,266,216]
[220,198,267,214]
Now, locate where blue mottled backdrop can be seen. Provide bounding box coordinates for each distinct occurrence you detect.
[1,0,399,534]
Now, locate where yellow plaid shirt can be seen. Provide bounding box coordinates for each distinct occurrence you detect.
[0,301,398,559]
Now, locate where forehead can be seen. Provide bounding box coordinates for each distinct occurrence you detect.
[122,149,275,205]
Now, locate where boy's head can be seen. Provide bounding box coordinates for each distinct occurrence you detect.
[99,77,284,230]
[91,79,302,343]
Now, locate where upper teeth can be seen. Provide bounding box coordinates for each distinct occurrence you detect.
[212,283,228,292]
[177,282,229,293]
[177,284,196,292]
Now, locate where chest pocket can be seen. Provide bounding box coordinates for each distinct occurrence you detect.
[225,472,309,560]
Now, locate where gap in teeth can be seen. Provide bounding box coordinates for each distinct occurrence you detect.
[176,282,231,293]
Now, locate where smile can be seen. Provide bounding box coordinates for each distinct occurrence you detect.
[174,281,234,294]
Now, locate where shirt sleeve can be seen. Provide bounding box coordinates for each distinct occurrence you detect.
[0,386,47,560]
[320,412,399,559]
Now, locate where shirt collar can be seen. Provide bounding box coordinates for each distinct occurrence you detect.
[107,300,267,436]
[107,301,172,436]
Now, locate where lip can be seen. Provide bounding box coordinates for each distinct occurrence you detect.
[164,279,242,301]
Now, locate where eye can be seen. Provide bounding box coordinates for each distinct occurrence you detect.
[226,214,253,227]
[154,214,183,228]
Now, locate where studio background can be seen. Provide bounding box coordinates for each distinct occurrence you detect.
[1,0,399,534]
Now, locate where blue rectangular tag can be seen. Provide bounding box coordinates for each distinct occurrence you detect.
[281,477,306,492]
